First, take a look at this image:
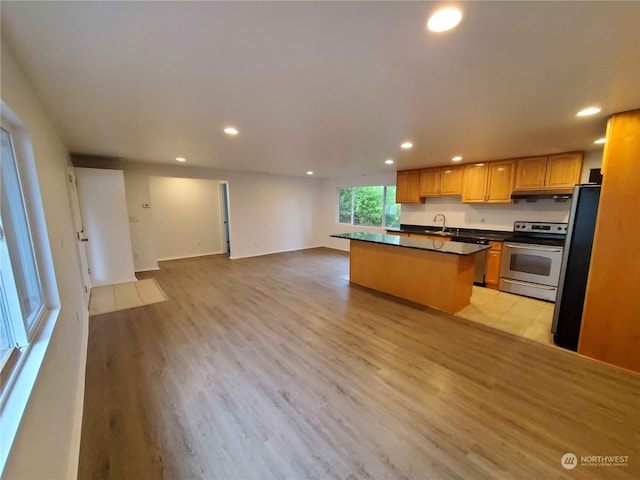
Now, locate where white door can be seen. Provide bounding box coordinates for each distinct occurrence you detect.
[66,167,91,306]
[75,168,136,287]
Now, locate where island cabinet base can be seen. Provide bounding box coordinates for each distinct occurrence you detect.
[349,240,476,314]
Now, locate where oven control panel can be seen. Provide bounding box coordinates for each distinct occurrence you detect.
[513,221,568,234]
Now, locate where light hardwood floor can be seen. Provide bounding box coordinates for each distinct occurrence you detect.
[79,248,639,479]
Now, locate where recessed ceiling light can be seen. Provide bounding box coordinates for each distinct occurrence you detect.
[427,7,463,32]
[576,107,601,117]
[400,142,413,149]
[176,157,186,162]
[475,163,485,167]
[385,159,394,165]
[306,171,314,175]
[224,127,239,135]
[452,156,463,161]
[594,138,606,144]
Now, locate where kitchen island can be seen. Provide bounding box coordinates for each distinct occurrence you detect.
[331,232,490,314]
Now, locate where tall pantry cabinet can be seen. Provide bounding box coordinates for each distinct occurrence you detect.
[578,109,640,373]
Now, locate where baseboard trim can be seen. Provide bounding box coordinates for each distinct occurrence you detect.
[229,245,323,260]
[66,309,89,479]
[157,251,224,262]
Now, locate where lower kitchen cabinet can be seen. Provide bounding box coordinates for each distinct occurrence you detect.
[485,241,503,288]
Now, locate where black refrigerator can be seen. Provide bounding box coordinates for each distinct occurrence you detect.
[552,184,601,350]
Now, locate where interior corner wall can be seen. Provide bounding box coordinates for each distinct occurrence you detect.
[1,41,88,479]
[149,176,223,260]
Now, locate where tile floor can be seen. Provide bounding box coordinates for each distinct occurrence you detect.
[456,286,555,345]
[89,278,168,316]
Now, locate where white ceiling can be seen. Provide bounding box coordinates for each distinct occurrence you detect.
[2,1,639,177]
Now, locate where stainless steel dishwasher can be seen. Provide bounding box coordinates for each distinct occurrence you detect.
[453,237,488,286]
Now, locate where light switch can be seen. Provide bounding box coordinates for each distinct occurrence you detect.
[142,203,150,208]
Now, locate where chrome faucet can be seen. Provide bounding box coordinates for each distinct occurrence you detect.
[433,213,446,231]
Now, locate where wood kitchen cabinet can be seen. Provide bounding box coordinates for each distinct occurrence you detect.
[462,160,515,204]
[578,109,640,373]
[439,166,464,195]
[484,241,503,289]
[514,152,582,191]
[419,166,463,197]
[396,170,424,204]
[546,152,583,188]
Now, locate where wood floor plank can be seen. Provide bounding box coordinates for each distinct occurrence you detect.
[78,248,640,479]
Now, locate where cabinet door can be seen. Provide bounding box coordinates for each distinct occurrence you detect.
[396,171,408,203]
[514,156,548,190]
[462,164,488,203]
[546,152,583,188]
[419,168,441,196]
[406,170,424,203]
[439,166,463,195]
[486,160,515,203]
[485,243,502,288]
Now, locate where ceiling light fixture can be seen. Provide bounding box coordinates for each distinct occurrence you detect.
[427,7,463,32]
[576,107,601,117]
[401,142,413,149]
[306,171,314,175]
[385,159,394,165]
[176,157,186,162]
[224,127,239,135]
[452,156,463,161]
[594,138,606,144]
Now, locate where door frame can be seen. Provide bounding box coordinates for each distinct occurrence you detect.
[65,166,91,307]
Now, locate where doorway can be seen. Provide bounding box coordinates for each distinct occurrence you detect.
[220,182,231,255]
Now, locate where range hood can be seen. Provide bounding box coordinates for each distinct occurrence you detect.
[511,188,574,202]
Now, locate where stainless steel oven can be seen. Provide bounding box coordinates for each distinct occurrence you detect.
[499,221,567,301]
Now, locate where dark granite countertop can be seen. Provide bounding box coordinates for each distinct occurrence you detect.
[330,232,491,256]
[386,224,515,242]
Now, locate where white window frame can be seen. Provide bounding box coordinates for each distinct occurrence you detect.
[336,185,400,228]
[0,104,61,474]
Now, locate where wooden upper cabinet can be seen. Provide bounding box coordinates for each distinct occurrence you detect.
[514,156,548,190]
[419,166,463,197]
[462,164,489,203]
[396,170,408,203]
[514,152,582,191]
[439,166,463,195]
[486,160,515,203]
[419,168,441,196]
[546,152,583,188]
[462,161,514,203]
[396,170,424,204]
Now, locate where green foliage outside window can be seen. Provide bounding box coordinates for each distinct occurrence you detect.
[337,185,400,228]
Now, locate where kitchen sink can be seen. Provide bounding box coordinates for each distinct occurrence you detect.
[426,230,455,237]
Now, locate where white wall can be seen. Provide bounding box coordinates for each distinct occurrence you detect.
[149,176,224,260]
[75,168,137,286]
[580,150,603,183]
[71,159,323,262]
[1,41,87,479]
[400,197,572,231]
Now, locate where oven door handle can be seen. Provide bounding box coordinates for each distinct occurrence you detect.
[501,278,557,290]
[504,243,562,253]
